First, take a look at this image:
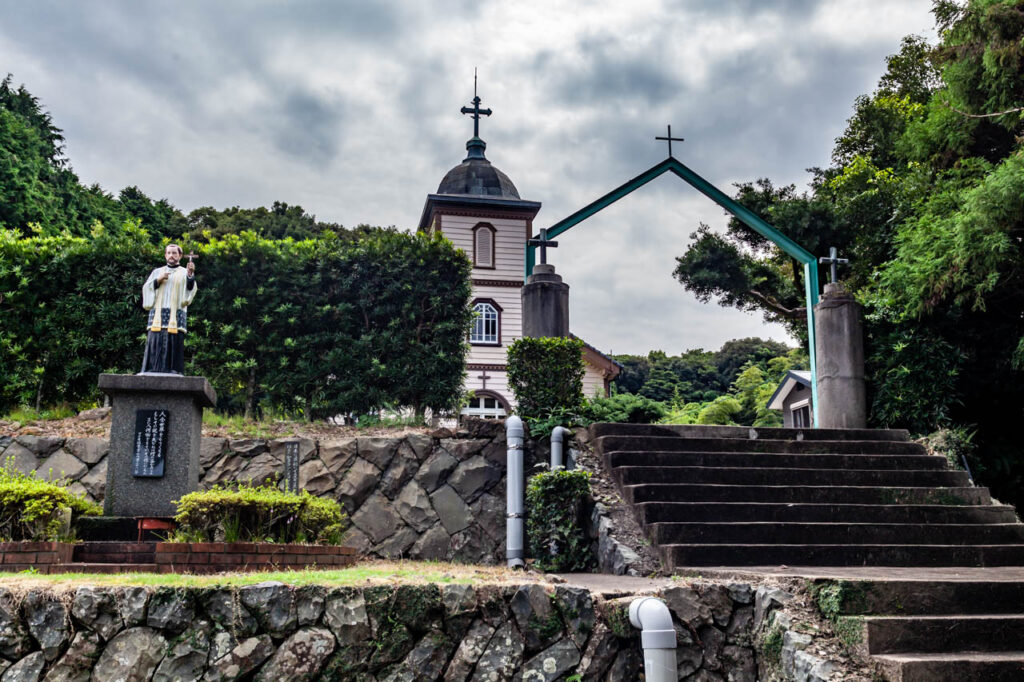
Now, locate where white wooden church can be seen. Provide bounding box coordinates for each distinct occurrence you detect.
[418,96,620,419]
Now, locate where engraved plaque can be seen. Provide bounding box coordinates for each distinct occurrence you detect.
[131,409,169,478]
[284,441,300,493]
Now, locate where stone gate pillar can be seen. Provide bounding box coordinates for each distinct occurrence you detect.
[522,263,569,338]
[813,282,867,428]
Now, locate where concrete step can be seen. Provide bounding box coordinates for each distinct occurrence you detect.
[819,579,1024,616]
[651,523,1024,546]
[614,466,969,488]
[637,502,1017,525]
[660,543,1024,568]
[607,450,947,470]
[596,435,925,455]
[861,615,1024,654]
[623,484,991,505]
[589,423,911,442]
[872,651,1024,682]
[51,563,161,574]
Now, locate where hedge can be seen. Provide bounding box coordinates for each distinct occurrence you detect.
[0,225,473,419]
[173,481,346,545]
[506,337,585,423]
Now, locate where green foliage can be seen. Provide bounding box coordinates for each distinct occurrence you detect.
[581,393,668,424]
[0,461,101,541]
[173,480,346,545]
[922,425,978,473]
[696,396,742,425]
[507,337,585,423]
[525,469,594,572]
[0,228,472,419]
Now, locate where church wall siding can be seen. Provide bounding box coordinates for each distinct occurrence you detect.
[440,214,525,280]
[582,364,609,399]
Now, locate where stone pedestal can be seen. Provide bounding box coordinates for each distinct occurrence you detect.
[98,374,216,517]
[813,282,866,428]
[522,263,570,338]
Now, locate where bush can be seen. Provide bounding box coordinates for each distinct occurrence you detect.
[582,393,668,424]
[922,426,978,474]
[0,462,101,541]
[507,337,585,423]
[173,481,346,545]
[525,469,593,571]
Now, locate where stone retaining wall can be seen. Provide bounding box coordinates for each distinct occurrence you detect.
[0,420,526,564]
[0,579,765,681]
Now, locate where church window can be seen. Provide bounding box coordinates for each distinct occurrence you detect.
[461,391,509,419]
[470,300,501,344]
[473,223,495,268]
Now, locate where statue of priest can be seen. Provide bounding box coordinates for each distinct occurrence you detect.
[140,244,197,374]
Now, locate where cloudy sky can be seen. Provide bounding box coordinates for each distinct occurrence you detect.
[2,0,936,355]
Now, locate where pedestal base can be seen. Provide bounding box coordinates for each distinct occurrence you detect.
[98,374,216,517]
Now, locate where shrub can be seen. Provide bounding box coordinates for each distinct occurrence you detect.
[525,469,593,571]
[174,481,346,545]
[583,393,668,424]
[0,462,101,541]
[922,425,978,473]
[507,337,585,423]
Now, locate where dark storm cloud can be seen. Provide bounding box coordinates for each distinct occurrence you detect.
[271,90,345,166]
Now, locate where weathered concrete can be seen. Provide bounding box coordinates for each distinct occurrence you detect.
[521,263,569,338]
[813,282,867,429]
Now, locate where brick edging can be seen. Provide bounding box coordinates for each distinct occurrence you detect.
[153,541,358,573]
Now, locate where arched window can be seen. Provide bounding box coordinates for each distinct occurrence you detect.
[461,390,509,419]
[470,299,501,345]
[473,223,496,268]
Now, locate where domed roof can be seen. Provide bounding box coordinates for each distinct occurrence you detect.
[436,137,521,199]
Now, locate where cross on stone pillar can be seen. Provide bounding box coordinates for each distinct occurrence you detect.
[527,228,559,265]
[655,124,685,158]
[477,370,490,389]
[818,246,849,284]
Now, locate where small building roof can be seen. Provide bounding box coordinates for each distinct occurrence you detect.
[766,370,812,411]
[571,333,622,380]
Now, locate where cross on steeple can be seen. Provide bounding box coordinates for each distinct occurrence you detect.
[528,228,559,265]
[460,70,492,138]
[655,124,685,158]
[819,246,849,284]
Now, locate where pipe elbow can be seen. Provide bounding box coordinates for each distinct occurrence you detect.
[506,416,524,440]
[551,426,572,444]
[629,597,676,650]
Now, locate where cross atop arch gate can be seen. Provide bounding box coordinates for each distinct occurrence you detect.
[525,137,822,425]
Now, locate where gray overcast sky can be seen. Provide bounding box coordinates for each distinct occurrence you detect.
[2,0,935,355]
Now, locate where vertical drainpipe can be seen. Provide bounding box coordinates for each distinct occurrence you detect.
[629,597,677,682]
[550,426,572,470]
[506,416,526,569]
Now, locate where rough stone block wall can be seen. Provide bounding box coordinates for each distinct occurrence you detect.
[0,580,762,681]
[0,420,519,563]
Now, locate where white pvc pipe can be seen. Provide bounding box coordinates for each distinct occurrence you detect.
[550,426,572,470]
[629,597,677,682]
[506,416,526,569]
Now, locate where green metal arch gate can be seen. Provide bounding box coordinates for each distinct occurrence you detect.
[524,156,821,425]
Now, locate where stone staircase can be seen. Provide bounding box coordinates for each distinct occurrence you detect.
[827,578,1024,681]
[590,423,1024,568]
[590,422,1024,681]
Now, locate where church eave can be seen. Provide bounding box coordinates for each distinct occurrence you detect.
[418,194,542,231]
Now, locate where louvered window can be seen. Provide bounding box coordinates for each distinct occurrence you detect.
[474,224,494,268]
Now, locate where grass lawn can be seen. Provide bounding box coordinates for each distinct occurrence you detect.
[0,561,527,590]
